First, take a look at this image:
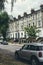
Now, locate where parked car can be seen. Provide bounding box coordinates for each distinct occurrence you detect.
[15,43,43,65]
[1,41,8,45]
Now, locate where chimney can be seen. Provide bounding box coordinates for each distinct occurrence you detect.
[31,9,35,14]
[18,15,21,19]
[14,17,17,21]
[24,12,27,17]
[40,4,43,12]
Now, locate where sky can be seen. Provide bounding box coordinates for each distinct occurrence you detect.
[5,0,43,18]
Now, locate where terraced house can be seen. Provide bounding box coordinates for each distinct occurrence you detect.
[7,5,43,42]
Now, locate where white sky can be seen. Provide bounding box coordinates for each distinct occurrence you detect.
[5,0,43,18]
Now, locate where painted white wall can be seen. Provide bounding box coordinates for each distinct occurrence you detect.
[19,31,24,38]
[8,10,43,39]
[38,28,43,37]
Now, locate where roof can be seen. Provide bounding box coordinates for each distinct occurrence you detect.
[24,42,43,46]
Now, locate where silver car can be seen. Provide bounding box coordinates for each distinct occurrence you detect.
[15,43,43,65]
[1,41,8,45]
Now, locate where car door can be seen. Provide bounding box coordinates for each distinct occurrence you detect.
[21,45,31,60]
[25,45,36,60]
[18,45,28,59]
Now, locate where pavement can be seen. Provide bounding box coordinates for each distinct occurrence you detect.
[8,42,24,46]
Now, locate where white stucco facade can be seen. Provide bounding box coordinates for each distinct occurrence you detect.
[7,5,43,40]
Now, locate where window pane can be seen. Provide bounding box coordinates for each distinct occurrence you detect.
[30,45,35,50]
[23,45,28,49]
[35,46,43,50]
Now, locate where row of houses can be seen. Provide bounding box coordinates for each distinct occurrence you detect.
[7,5,43,42]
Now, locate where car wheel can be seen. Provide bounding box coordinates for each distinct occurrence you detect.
[31,57,39,65]
[15,52,19,59]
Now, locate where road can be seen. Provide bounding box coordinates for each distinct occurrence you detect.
[0,43,42,65]
[0,43,29,65]
[0,44,23,52]
[0,43,23,60]
[0,43,24,57]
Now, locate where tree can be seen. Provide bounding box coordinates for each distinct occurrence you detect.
[0,12,9,40]
[0,0,17,11]
[0,0,14,11]
[0,0,8,11]
[24,26,40,42]
[0,0,26,12]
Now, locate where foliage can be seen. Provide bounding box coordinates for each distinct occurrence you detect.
[24,26,40,42]
[0,0,25,12]
[0,0,8,11]
[0,0,16,11]
[0,12,9,40]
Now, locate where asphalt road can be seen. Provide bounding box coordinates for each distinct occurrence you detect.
[0,43,23,57]
[0,43,42,65]
[0,43,22,52]
[0,43,30,65]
